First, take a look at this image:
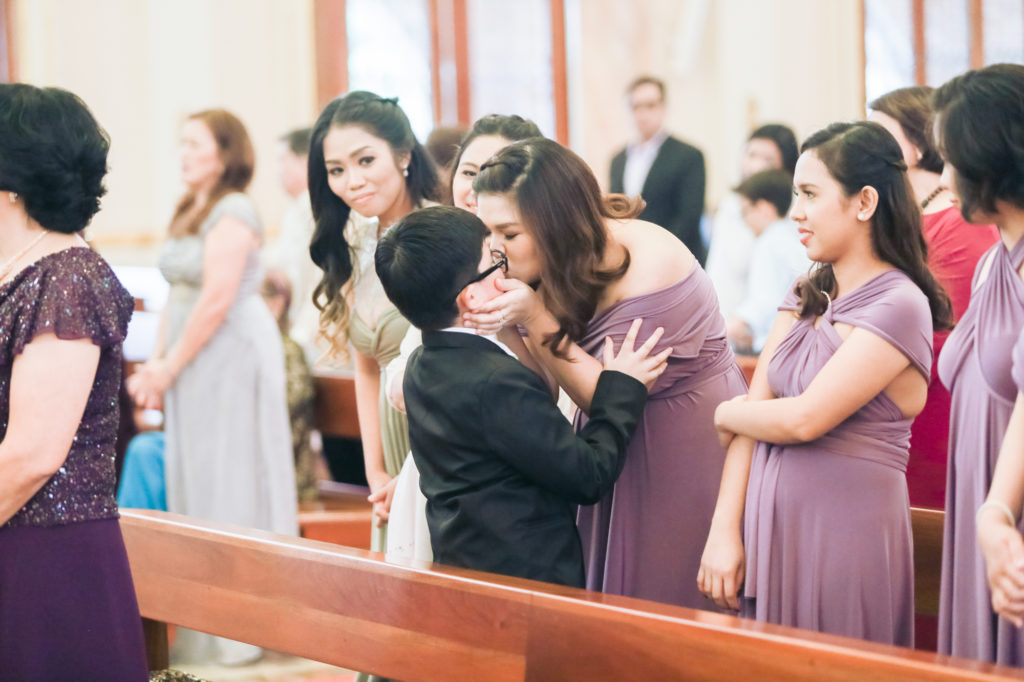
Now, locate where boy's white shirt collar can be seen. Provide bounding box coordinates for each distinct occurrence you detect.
[440,326,517,358]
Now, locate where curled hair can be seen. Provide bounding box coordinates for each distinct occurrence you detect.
[868,86,944,174]
[473,138,632,355]
[933,63,1024,221]
[0,84,109,234]
[448,114,544,200]
[170,110,255,237]
[795,121,952,331]
[308,91,441,358]
[749,124,799,176]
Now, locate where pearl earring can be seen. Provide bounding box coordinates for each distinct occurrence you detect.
[857,212,867,221]
[402,166,409,178]
[8,192,17,204]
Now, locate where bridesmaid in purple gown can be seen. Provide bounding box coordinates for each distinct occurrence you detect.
[0,85,147,679]
[699,121,952,647]
[466,138,747,610]
[933,63,1024,665]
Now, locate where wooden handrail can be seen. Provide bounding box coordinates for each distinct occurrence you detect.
[120,510,1021,681]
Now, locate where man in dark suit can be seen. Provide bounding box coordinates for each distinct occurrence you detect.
[609,76,707,265]
[375,206,667,588]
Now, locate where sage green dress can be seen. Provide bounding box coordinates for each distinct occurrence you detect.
[348,216,411,552]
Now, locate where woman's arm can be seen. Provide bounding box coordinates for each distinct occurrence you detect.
[353,346,394,524]
[0,335,100,525]
[715,326,915,444]
[128,215,257,404]
[978,392,1024,625]
[698,311,791,611]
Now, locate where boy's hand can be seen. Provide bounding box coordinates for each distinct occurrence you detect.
[602,318,671,390]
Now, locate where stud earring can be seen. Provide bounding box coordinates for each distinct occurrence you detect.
[8,192,17,204]
[857,212,867,221]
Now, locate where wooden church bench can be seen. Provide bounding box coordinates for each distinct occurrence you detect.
[121,509,1022,681]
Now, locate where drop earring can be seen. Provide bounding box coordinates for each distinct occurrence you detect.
[402,166,409,178]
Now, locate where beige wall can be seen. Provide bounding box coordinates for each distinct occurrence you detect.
[569,0,864,208]
[13,0,863,261]
[14,0,317,262]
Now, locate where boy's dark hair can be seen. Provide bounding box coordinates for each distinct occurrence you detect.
[734,169,793,218]
[281,127,312,156]
[376,206,487,331]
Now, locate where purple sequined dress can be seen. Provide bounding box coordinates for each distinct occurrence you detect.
[575,267,748,609]
[938,237,1024,664]
[742,271,932,646]
[0,248,147,680]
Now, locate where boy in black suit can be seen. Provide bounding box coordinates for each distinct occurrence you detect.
[375,206,669,587]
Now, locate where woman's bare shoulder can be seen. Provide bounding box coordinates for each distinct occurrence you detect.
[609,218,695,293]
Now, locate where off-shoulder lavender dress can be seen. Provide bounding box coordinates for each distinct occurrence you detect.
[742,270,932,646]
[575,266,747,610]
[938,236,1024,664]
[0,248,147,680]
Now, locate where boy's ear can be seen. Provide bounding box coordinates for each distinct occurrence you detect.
[456,284,474,313]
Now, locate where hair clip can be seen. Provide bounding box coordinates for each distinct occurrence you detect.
[376,96,399,106]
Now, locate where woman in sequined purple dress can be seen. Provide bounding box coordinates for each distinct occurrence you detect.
[699,121,952,647]
[0,85,147,679]
[933,63,1024,665]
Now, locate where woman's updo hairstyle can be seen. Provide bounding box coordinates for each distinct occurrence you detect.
[0,84,109,234]
[795,121,951,330]
[447,114,543,198]
[308,91,440,356]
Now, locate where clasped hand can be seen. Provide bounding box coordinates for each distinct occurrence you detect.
[126,359,174,410]
[978,510,1024,626]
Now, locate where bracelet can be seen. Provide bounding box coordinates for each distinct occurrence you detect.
[977,500,1018,527]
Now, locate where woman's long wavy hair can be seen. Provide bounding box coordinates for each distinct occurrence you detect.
[473,138,639,355]
[795,121,952,330]
[308,91,440,357]
[170,110,254,237]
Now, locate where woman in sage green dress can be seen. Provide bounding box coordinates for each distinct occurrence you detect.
[308,91,439,553]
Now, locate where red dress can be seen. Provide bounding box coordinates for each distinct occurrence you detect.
[907,207,999,508]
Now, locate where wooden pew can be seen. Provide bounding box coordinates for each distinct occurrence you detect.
[313,369,361,440]
[121,510,1022,681]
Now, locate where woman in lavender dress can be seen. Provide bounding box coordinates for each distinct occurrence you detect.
[933,63,1024,665]
[467,138,747,610]
[699,121,952,647]
[0,85,146,680]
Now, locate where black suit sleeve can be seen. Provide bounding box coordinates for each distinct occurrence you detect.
[480,366,647,504]
[670,148,707,266]
[609,150,626,195]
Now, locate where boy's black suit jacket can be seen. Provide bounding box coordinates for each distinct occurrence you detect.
[404,330,647,588]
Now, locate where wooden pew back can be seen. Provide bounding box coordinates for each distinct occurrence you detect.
[121,510,1019,681]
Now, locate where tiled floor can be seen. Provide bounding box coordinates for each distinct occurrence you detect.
[167,650,355,682]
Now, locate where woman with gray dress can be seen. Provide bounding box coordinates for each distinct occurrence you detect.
[127,109,297,665]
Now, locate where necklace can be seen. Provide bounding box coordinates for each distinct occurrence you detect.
[0,230,49,282]
[921,185,944,209]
